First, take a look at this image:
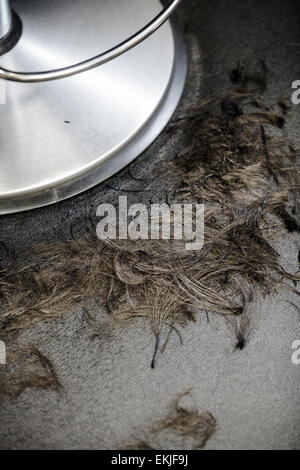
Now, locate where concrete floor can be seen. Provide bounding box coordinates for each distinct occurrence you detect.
[0,0,300,450]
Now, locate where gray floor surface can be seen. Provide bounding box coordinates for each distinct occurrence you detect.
[0,0,300,450]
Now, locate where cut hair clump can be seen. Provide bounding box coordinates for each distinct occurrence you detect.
[121,391,216,450]
[0,61,299,371]
[0,345,60,399]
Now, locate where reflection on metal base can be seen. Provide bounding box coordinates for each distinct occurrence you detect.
[0,11,22,55]
[0,0,187,214]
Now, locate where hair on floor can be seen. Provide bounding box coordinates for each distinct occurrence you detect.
[121,391,216,450]
[0,61,299,378]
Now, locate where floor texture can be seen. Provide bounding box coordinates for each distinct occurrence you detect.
[0,0,300,450]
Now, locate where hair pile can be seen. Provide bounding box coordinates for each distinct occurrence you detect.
[0,61,299,372]
[122,391,216,450]
[0,345,60,399]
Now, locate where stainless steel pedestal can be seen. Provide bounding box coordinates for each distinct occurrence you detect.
[0,0,187,214]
